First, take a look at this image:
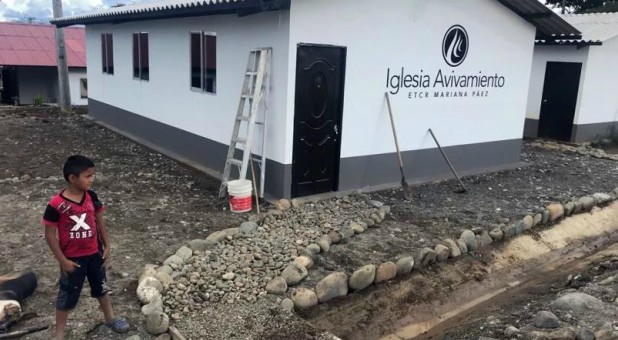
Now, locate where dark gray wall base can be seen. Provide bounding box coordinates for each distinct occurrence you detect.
[90,99,523,199]
[89,99,290,198]
[571,122,618,143]
[524,118,539,138]
[338,139,522,192]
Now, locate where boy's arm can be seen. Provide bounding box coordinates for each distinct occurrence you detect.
[44,227,80,273]
[96,211,111,262]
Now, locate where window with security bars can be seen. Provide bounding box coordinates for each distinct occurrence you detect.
[101,33,114,75]
[190,32,217,93]
[133,32,149,81]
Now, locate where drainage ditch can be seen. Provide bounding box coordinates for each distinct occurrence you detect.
[302,202,618,340]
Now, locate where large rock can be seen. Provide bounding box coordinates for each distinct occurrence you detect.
[349,265,376,291]
[154,272,173,288]
[456,239,468,254]
[339,225,355,240]
[533,311,560,329]
[266,277,287,295]
[593,192,612,205]
[275,199,292,211]
[523,215,534,230]
[187,239,209,251]
[240,221,258,234]
[156,265,173,276]
[139,264,157,283]
[162,255,184,267]
[504,325,520,337]
[328,231,343,244]
[489,228,503,242]
[291,288,318,309]
[564,202,575,217]
[205,230,228,244]
[317,235,332,252]
[547,204,565,222]
[316,272,348,303]
[175,246,193,261]
[460,230,478,252]
[477,231,493,248]
[350,222,366,234]
[281,263,308,285]
[145,311,169,335]
[293,256,314,269]
[141,294,163,316]
[577,328,595,340]
[374,262,397,283]
[551,293,606,316]
[418,247,437,267]
[307,244,322,255]
[594,330,618,340]
[503,221,524,239]
[578,196,596,212]
[434,244,450,262]
[443,239,461,258]
[396,257,415,276]
[280,298,294,312]
[533,213,543,227]
[137,277,163,304]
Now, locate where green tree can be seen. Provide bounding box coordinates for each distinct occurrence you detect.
[545,0,618,14]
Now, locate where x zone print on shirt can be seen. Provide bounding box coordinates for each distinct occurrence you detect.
[43,190,103,258]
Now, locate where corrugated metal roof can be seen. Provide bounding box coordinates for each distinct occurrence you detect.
[495,0,582,38]
[0,22,86,67]
[562,12,618,42]
[51,0,258,27]
[52,0,580,39]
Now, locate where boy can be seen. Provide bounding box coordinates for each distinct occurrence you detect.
[42,155,129,339]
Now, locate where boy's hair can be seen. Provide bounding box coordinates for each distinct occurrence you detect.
[63,155,95,181]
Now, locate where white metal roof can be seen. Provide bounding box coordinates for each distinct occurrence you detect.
[562,12,618,42]
[52,0,244,26]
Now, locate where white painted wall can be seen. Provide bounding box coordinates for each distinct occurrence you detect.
[288,0,536,161]
[526,45,588,121]
[85,11,290,163]
[575,37,618,125]
[69,68,88,106]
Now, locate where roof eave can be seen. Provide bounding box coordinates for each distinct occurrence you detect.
[51,0,290,28]
[494,0,582,40]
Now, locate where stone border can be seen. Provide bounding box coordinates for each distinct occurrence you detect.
[134,189,618,334]
[134,198,390,336]
[283,189,618,310]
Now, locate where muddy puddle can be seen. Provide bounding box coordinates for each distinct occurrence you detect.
[303,202,618,340]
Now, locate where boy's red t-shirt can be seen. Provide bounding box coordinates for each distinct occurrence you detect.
[42,189,105,258]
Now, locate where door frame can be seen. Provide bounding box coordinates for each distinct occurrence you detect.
[537,61,583,141]
[291,43,347,198]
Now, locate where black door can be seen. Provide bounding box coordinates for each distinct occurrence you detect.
[538,62,582,141]
[0,67,19,105]
[292,45,346,198]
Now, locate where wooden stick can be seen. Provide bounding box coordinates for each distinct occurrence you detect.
[0,324,49,338]
[250,157,260,214]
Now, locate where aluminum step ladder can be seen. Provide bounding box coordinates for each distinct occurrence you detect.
[218,48,271,198]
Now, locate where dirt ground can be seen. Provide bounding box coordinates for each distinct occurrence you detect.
[2,105,618,339]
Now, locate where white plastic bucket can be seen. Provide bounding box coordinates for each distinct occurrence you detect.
[227,179,253,213]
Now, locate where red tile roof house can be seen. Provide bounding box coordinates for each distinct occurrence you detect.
[0,22,87,105]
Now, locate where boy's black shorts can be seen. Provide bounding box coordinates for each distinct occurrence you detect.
[56,253,109,311]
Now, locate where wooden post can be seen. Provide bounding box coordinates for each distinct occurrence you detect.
[52,0,72,112]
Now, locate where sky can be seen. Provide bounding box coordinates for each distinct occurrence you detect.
[0,0,156,23]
